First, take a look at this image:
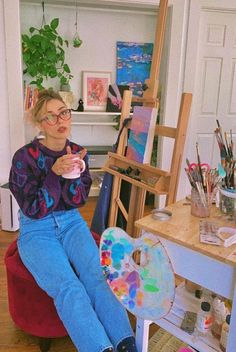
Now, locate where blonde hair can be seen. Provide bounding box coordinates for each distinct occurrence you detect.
[30,89,65,124]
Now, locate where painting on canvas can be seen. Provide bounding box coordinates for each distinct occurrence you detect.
[82,71,111,111]
[126,106,157,164]
[106,84,129,112]
[116,41,153,97]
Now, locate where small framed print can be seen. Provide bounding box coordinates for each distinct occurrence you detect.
[82,71,112,111]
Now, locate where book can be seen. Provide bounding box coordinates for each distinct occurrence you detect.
[126,106,157,164]
[106,84,129,112]
[24,86,39,111]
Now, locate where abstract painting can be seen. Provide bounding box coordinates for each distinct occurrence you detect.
[106,84,129,112]
[126,106,157,164]
[82,71,111,111]
[100,227,175,320]
[116,41,153,97]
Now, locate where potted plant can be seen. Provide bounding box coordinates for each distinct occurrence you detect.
[22,18,73,90]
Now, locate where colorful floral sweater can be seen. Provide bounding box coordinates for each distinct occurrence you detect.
[9,138,92,219]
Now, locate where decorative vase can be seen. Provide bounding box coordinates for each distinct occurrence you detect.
[59,91,75,109]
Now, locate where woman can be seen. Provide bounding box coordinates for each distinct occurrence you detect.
[9,89,137,352]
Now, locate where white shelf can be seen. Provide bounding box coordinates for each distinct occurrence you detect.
[151,283,221,352]
[72,112,121,116]
[71,111,121,127]
[72,122,117,126]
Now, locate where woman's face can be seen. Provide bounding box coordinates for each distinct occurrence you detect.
[39,99,72,141]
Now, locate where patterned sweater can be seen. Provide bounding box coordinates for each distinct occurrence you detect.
[9,138,92,219]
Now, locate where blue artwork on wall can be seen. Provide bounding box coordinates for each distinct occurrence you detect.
[116,41,153,97]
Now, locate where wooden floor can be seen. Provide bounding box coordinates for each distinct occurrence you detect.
[0,198,158,352]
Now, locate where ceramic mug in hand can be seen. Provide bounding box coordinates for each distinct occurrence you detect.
[62,157,86,179]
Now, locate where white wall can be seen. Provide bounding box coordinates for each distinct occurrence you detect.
[20,4,166,146]
[0,0,11,185]
[20,4,157,104]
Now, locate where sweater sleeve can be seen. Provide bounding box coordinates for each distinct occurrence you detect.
[61,154,92,207]
[9,147,62,219]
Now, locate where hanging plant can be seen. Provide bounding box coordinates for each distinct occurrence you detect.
[22,18,73,90]
[72,1,83,48]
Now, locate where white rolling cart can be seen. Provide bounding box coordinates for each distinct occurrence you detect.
[134,200,236,352]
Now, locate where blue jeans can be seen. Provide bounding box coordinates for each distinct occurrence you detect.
[17,209,134,352]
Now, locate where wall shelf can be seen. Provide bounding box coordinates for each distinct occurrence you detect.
[72,112,121,116]
[71,111,123,127]
[72,122,117,126]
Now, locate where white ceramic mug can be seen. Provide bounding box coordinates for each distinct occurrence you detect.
[62,158,86,179]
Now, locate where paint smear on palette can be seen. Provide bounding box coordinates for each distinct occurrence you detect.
[100,227,175,320]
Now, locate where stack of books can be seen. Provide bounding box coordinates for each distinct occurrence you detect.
[24,86,39,111]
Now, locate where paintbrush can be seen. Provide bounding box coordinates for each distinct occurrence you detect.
[196,142,205,191]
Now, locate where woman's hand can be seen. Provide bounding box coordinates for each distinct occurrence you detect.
[51,146,87,176]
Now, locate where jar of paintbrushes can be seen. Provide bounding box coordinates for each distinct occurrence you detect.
[214,120,235,221]
[190,187,213,217]
[185,144,219,218]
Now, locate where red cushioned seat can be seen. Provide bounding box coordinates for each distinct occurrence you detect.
[4,231,101,340]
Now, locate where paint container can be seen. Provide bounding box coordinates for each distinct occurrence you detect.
[220,314,231,352]
[219,189,236,223]
[191,188,213,218]
[196,301,213,334]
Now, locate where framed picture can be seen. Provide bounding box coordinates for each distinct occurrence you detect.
[82,71,112,111]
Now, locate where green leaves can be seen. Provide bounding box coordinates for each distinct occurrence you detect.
[50,18,59,30]
[22,17,73,90]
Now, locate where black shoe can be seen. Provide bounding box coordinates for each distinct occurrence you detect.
[116,337,137,352]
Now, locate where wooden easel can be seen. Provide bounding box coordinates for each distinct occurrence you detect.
[103,0,192,236]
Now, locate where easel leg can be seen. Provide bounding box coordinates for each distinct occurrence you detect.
[135,318,151,352]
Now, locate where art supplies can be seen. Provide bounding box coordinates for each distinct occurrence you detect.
[126,106,157,164]
[199,220,221,246]
[185,146,219,218]
[214,120,235,190]
[191,188,212,218]
[100,227,175,320]
[217,227,236,247]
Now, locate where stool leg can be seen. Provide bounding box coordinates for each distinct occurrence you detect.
[39,337,52,352]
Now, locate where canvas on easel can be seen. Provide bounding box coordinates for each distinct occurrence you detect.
[126,106,157,164]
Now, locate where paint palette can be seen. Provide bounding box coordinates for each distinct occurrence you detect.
[100,227,175,320]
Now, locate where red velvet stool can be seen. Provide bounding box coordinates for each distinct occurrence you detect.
[4,231,101,352]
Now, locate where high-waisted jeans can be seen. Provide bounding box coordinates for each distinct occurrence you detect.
[17,209,134,352]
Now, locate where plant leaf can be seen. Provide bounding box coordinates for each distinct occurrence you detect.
[44,25,51,31]
[49,68,57,78]
[58,36,63,46]
[50,18,59,30]
[29,27,36,33]
[63,64,70,73]
[22,34,30,43]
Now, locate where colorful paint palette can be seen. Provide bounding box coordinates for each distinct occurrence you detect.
[100,227,175,320]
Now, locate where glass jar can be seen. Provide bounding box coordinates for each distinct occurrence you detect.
[191,188,213,218]
[219,191,236,222]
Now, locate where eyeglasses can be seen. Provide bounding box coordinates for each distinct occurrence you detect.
[41,109,71,126]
